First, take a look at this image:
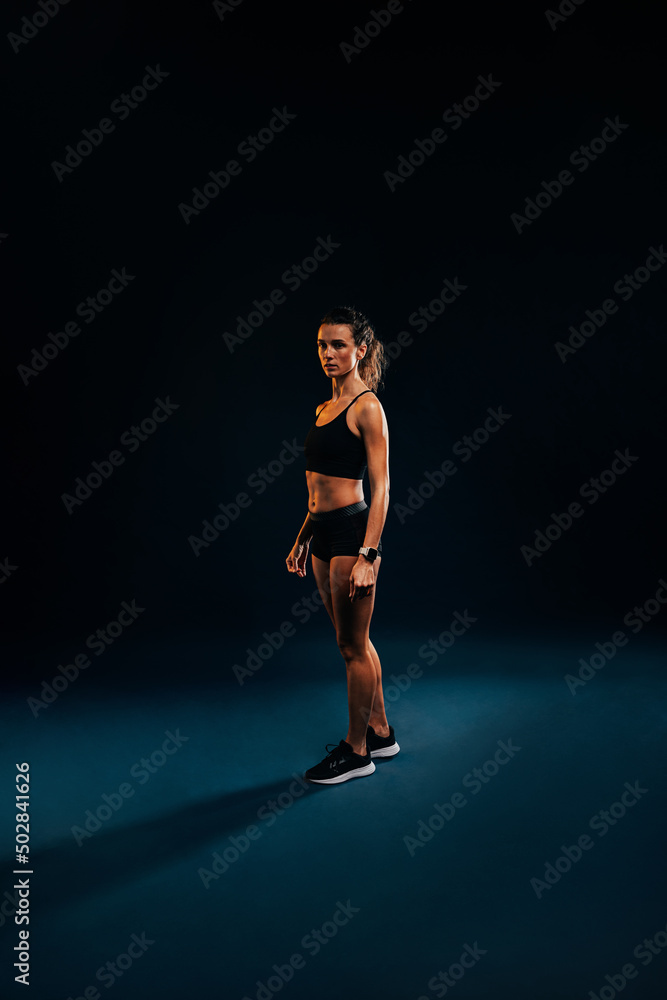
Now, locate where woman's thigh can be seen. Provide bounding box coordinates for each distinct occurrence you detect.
[310,552,336,629]
[309,507,383,635]
[330,554,382,647]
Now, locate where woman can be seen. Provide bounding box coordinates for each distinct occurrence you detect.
[286,306,400,785]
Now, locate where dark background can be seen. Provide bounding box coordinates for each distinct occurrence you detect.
[2,2,666,999]
[3,0,666,655]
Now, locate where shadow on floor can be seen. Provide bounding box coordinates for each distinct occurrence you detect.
[9,776,325,910]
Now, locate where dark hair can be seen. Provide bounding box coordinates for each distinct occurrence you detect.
[319,306,388,394]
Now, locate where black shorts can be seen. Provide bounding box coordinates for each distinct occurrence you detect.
[309,500,383,563]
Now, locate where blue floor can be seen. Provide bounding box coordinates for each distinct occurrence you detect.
[2,627,666,1000]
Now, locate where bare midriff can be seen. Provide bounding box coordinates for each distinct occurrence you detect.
[306,471,365,514]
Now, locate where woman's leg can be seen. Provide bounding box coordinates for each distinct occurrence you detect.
[310,551,337,628]
[311,550,390,743]
[366,638,390,738]
[329,554,384,756]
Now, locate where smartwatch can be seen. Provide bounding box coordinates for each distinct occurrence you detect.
[359,546,378,563]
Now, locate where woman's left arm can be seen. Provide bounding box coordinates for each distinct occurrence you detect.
[349,397,390,600]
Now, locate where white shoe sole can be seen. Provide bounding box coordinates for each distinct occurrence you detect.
[305,761,376,784]
[370,741,400,759]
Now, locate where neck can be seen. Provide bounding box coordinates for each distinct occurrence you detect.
[329,371,366,400]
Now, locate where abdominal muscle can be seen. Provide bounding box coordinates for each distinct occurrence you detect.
[306,470,365,513]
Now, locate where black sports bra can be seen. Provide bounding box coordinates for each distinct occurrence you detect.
[303,390,373,479]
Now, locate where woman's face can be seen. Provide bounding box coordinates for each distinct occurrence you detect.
[317,324,366,377]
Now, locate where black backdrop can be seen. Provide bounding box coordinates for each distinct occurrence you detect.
[3,0,666,654]
[4,0,666,664]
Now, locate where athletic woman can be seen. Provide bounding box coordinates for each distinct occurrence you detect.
[286,307,400,785]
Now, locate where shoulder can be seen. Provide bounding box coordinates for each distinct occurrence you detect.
[352,390,387,430]
[355,390,383,413]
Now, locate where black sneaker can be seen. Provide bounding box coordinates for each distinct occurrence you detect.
[304,740,376,784]
[366,724,400,758]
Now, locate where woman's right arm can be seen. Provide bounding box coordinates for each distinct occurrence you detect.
[286,512,313,576]
[295,512,313,546]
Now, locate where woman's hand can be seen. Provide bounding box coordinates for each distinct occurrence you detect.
[286,541,309,577]
[349,557,376,601]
